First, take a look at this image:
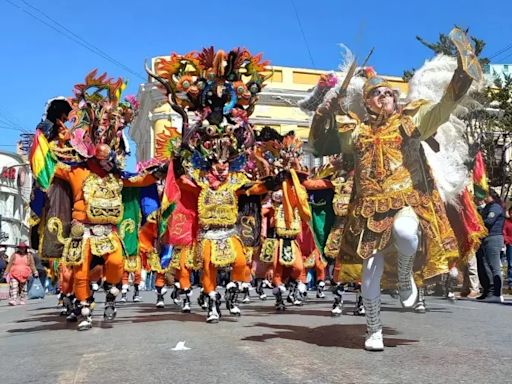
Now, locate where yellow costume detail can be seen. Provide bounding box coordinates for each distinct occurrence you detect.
[194,170,249,228]
[124,256,141,273]
[83,173,124,225]
[337,103,460,279]
[275,206,301,238]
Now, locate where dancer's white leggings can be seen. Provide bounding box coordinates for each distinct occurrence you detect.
[361,207,420,300]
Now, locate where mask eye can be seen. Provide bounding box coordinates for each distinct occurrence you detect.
[248,82,260,94]
[224,125,234,135]
[206,125,217,137]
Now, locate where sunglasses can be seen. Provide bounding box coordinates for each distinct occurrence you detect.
[369,89,394,98]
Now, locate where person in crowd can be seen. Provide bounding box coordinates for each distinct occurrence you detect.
[0,246,7,282]
[502,206,512,292]
[3,242,38,305]
[476,190,505,302]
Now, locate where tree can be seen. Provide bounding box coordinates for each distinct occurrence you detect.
[403,27,512,199]
[402,26,490,80]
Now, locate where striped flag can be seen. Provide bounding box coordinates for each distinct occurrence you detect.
[29,130,57,191]
[159,160,180,236]
[473,151,489,200]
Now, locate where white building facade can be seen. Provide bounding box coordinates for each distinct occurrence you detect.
[0,151,31,253]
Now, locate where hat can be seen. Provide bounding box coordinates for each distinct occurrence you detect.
[362,67,394,99]
[16,241,29,249]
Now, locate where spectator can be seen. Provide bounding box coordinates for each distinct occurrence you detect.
[27,249,47,293]
[503,206,512,292]
[0,246,7,282]
[3,242,38,305]
[476,190,505,303]
[460,251,480,299]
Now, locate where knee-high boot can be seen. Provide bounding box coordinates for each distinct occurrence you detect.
[363,296,383,351]
[206,291,221,323]
[397,251,418,308]
[331,284,343,316]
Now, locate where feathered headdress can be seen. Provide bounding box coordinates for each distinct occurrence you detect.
[67,69,132,167]
[146,47,271,170]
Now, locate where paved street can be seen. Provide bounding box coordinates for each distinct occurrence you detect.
[1,289,511,384]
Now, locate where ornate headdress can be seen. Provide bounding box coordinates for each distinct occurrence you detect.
[146,47,271,170]
[66,69,133,168]
[361,67,394,99]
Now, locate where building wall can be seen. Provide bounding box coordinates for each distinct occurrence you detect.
[130,63,408,164]
[0,152,31,254]
[484,63,512,83]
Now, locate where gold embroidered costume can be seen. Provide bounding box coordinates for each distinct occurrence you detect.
[194,170,249,267]
[334,98,467,280]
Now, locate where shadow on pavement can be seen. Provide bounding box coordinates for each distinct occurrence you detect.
[5,305,238,333]
[242,322,417,349]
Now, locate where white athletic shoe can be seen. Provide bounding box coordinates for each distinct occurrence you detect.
[364,330,384,351]
[331,306,342,316]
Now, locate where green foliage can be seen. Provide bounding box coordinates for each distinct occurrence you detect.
[415,26,490,66]
[403,26,490,81]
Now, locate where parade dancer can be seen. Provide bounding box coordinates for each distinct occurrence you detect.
[146,47,272,322]
[308,28,482,350]
[30,71,162,330]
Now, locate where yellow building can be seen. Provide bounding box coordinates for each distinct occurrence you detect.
[129,61,407,166]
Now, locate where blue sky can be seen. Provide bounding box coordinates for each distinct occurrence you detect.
[1,0,511,171]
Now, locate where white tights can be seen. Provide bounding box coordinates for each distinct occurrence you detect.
[362,208,419,300]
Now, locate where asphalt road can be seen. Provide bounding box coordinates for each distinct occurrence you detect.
[0,289,511,384]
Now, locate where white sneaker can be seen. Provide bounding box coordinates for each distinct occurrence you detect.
[353,305,365,316]
[242,296,251,304]
[413,300,426,313]
[229,306,241,316]
[182,302,191,313]
[206,312,219,323]
[259,293,267,300]
[364,330,384,351]
[156,300,165,308]
[77,318,92,331]
[331,306,342,316]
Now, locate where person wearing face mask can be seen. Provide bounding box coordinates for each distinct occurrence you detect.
[475,190,505,302]
[307,28,482,351]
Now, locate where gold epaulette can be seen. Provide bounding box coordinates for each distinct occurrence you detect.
[335,111,360,133]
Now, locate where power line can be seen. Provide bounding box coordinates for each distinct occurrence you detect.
[495,50,512,63]
[289,0,316,68]
[488,42,512,60]
[4,0,145,81]
[0,109,30,134]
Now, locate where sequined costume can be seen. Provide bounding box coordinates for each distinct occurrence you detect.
[306,28,483,350]
[29,71,161,330]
